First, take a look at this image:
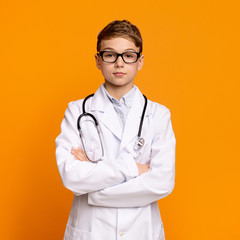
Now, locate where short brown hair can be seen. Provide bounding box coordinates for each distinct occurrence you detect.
[97,20,143,53]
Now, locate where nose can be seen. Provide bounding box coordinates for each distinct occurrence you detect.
[114,55,125,67]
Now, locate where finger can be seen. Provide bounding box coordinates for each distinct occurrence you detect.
[71,148,82,160]
[72,152,81,160]
[75,149,88,161]
[77,148,89,162]
[71,147,81,154]
[71,147,89,162]
[75,150,84,160]
[71,148,78,155]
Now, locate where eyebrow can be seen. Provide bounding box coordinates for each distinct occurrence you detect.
[102,47,137,52]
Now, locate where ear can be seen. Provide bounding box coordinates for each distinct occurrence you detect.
[137,54,144,71]
[95,54,102,70]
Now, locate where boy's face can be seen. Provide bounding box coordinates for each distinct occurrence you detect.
[95,37,144,91]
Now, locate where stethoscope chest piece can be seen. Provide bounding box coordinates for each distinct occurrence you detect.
[134,137,145,151]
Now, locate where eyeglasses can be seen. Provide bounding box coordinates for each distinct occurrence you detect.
[98,51,141,63]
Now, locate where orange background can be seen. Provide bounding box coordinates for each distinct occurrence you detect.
[1,0,240,239]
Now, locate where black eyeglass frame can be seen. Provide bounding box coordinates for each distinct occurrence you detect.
[98,51,141,64]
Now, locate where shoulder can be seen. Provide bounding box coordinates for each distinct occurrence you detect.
[63,99,85,119]
[147,99,171,120]
[147,100,175,138]
[68,99,84,109]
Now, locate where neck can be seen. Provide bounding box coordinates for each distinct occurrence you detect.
[104,82,134,101]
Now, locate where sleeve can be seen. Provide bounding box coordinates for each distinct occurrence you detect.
[55,101,139,196]
[88,107,176,207]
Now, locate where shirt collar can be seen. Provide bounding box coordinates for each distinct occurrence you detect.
[103,85,136,109]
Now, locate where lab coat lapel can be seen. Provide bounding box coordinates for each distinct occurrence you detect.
[90,85,122,140]
[100,104,122,140]
[119,88,147,151]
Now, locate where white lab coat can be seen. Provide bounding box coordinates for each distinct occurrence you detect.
[55,84,176,240]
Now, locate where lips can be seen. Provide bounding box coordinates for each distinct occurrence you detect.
[113,72,126,77]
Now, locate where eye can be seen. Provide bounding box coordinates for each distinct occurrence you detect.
[105,53,113,58]
[103,52,116,58]
[124,52,136,58]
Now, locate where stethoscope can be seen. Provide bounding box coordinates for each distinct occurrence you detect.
[77,94,148,163]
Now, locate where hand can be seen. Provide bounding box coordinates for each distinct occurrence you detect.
[71,147,89,162]
[136,163,149,175]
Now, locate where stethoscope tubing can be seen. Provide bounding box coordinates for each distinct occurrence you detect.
[138,94,147,138]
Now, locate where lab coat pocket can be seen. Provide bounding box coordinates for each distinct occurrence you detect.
[64,224,92,240]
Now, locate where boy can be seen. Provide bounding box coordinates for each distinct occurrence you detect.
[56,20,176,240]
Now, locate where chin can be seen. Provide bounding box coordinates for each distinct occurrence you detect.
[108,78,133,85]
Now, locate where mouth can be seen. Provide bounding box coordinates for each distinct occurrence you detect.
[113,72,126,77]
